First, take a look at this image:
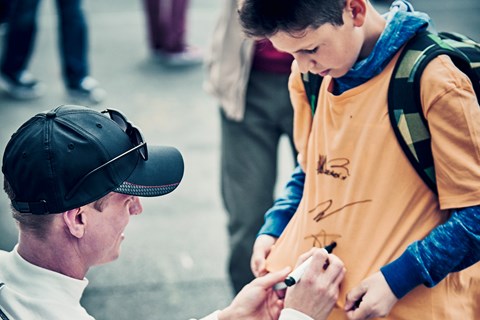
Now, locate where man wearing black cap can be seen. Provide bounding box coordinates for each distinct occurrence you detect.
[0,104,184,319]
[0,105,345,320]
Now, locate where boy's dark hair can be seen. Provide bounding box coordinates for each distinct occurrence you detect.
[238,0,347,38]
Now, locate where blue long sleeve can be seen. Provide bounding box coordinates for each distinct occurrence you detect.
[258,165,305,238]
[381,205,480,298]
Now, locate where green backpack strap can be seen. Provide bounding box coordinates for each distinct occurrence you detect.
[437,31,480,93]
[388,30,480,194]
[301,72,323,116]
[302,31,480,194]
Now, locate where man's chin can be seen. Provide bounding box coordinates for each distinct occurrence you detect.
[95,247,122,266]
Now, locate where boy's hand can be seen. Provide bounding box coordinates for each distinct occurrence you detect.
[344,271,398,320]
[251,234,277,277]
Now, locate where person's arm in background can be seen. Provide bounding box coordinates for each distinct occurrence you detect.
[251,164,305,276]
[345,205,480,319]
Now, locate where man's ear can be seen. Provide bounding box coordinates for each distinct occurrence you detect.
[348,0,367,27]
[63,208,87,238]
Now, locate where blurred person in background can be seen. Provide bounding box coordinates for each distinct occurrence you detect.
[0,0,11,29]
[142,0,202,67]
[204,0,297,294]
[0,0,105,104]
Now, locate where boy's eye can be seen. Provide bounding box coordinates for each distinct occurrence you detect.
[303,47,318,54]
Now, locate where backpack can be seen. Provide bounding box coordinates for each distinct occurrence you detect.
[302,30,480,194]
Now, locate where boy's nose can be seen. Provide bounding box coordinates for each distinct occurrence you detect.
[296,56,316,74]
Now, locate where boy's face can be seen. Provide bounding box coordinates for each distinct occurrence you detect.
[269,8,365,78]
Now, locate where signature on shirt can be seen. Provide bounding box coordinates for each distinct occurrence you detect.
[304,229,342,248]
[317,154,350,180]
[308,199,372,222]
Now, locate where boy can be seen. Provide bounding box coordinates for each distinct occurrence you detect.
[238,0,480,319]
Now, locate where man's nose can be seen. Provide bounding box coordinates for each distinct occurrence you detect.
[130,196,143,215]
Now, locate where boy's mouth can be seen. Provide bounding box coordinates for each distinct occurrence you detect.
[318,69,331,77]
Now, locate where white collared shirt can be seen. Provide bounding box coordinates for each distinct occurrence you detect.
[0,247,94,320]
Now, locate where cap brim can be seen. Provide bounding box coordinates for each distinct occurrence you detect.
[114,145,184,197]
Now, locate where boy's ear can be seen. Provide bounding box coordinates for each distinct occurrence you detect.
[63,207,87,239]
[348,0,367,27]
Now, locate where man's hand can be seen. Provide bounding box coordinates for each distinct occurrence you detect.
[218,267,291,320]
[251,234,277,277]
[285,248,346,320]
[345,271,399,319]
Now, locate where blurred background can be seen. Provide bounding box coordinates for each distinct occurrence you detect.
[0,0,478,319]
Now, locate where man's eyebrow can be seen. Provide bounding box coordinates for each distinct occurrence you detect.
[93,192,115,211]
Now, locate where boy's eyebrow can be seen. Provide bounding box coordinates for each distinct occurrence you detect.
[294,48,309,53]
[293,41,319,53]
[272,44,307,54]
[270,41,303,54]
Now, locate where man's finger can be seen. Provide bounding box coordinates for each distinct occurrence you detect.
[295,247,328,269]
[254,267,291,288]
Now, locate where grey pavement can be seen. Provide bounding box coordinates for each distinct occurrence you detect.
[0,0,478,319]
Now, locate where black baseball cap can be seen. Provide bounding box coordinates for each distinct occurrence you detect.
[2,105,184,214]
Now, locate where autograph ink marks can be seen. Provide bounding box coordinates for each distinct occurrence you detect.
[308,199,372,222]
[317,155,350,180]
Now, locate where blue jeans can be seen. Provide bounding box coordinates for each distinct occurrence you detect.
[1,0,88,87]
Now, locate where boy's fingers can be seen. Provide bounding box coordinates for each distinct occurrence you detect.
[345,283,367,311]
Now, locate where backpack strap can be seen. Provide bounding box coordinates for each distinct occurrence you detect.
[437,31,480,96]
[301,72,323,116]
[388,30,480,194]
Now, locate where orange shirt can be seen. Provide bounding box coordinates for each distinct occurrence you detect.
[266,51,480,319]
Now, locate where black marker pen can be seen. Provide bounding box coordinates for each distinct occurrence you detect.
[274,242,337,291]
